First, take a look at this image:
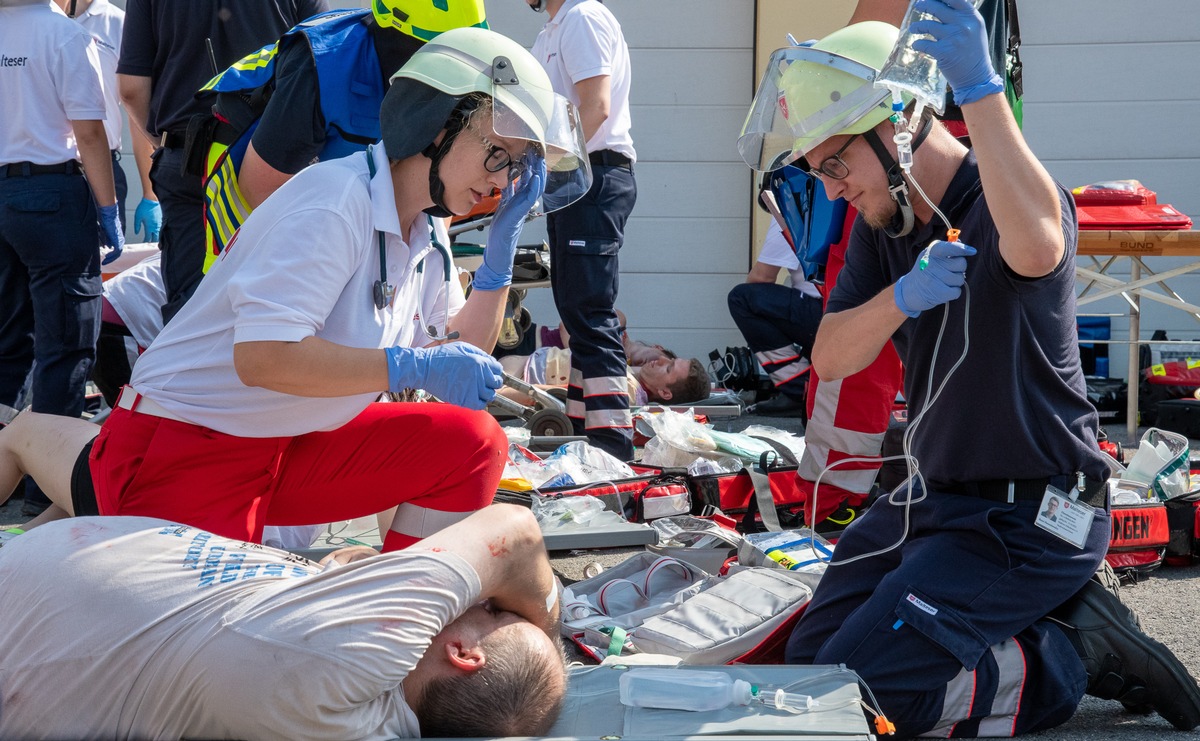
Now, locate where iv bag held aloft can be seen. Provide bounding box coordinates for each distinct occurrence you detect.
[875,0,985,118]
[619,668,756,712]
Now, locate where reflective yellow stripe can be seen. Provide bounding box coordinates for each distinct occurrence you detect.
[199,44,279,91]
[202,145,252,273]
[205,161,238,245]
[1152,364,1166,376]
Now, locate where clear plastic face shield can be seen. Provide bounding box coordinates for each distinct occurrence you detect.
[490,75,592,213]
[738,46,890,172]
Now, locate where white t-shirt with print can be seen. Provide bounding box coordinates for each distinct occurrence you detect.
[0,516,482,741]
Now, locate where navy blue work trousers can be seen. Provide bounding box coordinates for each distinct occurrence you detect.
[786,483,1109,738]
[0,168,101,419]
[547,163,637,461]
[727,281,822,399]
[150,146,205,324]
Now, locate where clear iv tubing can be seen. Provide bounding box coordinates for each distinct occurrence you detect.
[802,129,969,569]
[777,667,890,727]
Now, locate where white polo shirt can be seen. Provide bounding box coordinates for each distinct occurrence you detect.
[759,220,822,298]
[130,144,464,437]
[72,0,124,150]
[0,516,482,741]
[0,3,105,166]
[531,0,635,160]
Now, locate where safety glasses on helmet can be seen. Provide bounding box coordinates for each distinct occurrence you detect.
[738,45,891,172]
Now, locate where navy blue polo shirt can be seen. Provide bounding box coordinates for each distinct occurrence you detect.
[827,151,1109,488]
[117,0,329,137]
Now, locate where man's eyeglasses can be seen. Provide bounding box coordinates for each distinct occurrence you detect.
[805,135,859,181]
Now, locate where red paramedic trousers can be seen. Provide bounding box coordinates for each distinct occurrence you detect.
[90,400,508,551]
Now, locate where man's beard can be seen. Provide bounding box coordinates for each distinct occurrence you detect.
[860,197,899,231]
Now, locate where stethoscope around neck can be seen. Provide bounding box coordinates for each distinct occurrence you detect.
[366,145,459,342]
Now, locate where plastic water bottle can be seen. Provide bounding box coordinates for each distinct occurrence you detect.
[619,668,756,712]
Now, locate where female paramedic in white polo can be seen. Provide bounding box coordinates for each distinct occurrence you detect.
[87,27,592,551]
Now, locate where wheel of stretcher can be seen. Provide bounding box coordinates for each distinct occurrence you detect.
[529,408,573,437]
[517,305,532,332]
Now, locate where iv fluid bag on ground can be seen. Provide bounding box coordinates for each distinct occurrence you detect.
[876,0,985,116]
[619,668,755,711]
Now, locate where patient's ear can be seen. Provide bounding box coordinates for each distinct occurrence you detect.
[444,640,487,673]
[657,387,673,401]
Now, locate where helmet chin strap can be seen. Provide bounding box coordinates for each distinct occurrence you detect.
[420,104,474,218]
[861,113,933,238]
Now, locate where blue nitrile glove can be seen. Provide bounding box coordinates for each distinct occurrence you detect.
[384,342,504,410]
[473,150,547,292]
[893,239,977,318]
[133,197,162,241]
[97,203,125,265]
[909,0,1005,106]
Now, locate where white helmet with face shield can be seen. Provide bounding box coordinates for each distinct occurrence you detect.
[739,22,910,173]
[381,26,591,215]
[740,22,934,237]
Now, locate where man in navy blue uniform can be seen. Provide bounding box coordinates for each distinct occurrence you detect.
[525,0,638,460]
[740,2,1200,737]
[117,0,328,324]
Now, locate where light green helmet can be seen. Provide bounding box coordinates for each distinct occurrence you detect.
[381,26,591,213]
[739,22,911,171]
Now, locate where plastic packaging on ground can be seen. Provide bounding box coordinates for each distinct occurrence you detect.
[638,410,804,469]
[532,494,627,532]
[503,440,636,490]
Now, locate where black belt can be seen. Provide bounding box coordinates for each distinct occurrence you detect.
[948,475,1109,509]
[159,130,188,149]
[588,149,632,169]
[4,161,80,177]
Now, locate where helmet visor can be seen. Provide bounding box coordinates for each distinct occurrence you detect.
[738,46,889,172]
[491,80,591,213]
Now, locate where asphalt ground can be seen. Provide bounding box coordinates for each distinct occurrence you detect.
[3,413,1199,739]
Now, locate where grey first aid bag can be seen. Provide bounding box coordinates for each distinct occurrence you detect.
[561,551,820,664]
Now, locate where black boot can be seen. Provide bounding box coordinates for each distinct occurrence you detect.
[1049,574,1200,730]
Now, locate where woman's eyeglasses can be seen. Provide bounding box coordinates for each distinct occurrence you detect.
[475,129,525,183]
